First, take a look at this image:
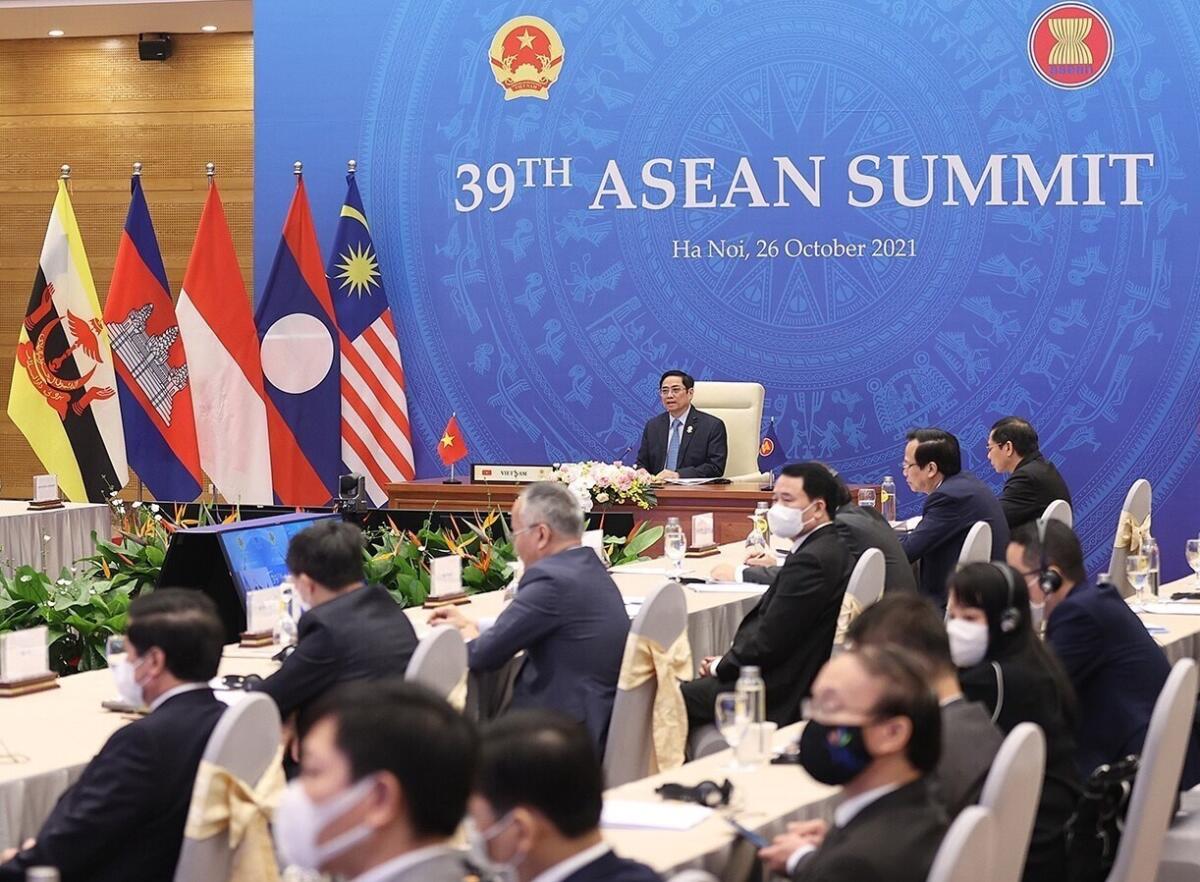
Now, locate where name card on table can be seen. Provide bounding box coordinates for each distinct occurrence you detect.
[33,474,58,503]
[0,626,50,681]
[430,555,464,598]
[245,587,283,635]
[691,513,715,549]
[582,529,606,561]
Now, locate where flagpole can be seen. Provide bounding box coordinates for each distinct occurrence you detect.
[132,161,142,177]
[347,159,356,175]
[60,164,70,195]
[293,160,303,179]
[205,162,215,187]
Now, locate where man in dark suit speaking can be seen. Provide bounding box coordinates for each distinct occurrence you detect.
[635,369,727,479]
[0,590,228,882]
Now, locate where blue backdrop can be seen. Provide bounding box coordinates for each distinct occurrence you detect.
[255,0,1200,579]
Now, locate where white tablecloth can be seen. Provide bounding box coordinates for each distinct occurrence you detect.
[0,501,110,576]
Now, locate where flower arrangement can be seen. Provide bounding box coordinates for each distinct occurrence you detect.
[552,461,658,512]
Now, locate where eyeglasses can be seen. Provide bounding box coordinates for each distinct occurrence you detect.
[800,697,881,725]
[900,462,918,473]
[659,386,687,396]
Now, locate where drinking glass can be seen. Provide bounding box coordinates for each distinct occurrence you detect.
[664,526,687,580]
[1186,539,1200,587]
[1143,538,1160,598]
[714,691,751,771]
[1126,554,1150,610]
[105,634,127,667]
[857,488,876,508]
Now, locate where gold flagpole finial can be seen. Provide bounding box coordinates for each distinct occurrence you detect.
[347,159,357,175]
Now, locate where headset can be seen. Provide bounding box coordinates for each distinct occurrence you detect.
[655,778,733,808]
[1037,517,1064,596]
[992,562,1022,633]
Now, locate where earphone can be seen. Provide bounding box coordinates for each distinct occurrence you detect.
[1037,518,1064,595]
[991,562,1022,633]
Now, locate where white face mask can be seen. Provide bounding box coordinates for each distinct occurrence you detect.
[1029,601,1045,633]
[946,618,990,668]
[274,777,377,871]
[111,656,147,708]
[466,812,523,881]
[767,500,818,540]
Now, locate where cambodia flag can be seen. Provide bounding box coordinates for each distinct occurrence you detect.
[102,174,201,501]
[255,173,340,505]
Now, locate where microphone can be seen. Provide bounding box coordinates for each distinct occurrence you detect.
[616,444,633,464]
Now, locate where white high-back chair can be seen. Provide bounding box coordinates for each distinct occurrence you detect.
[979,723,1046,882]
[604,581,688,787]
[957,521,993,568]
[690,381,765,481]
[1039,499,1073,528]
[927,806,997,882]
[834,548,887,647]
[1106,659,1198,882]
[1108,479,1152,598]
[405,625,467,700]
[173,693,282,882]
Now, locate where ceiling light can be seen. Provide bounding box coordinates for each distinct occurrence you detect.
[48,29,65,37]
[200,24,218,33]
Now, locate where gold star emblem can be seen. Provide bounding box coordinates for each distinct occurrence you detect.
[440,432,455,447]
[516,28,535,49]
[333,242,381,298]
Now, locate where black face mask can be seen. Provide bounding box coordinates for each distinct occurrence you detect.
[798,720,873,786]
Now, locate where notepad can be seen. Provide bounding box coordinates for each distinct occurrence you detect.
[689,581,770,594]
[1142,603,1200,616]
[601,800,714,831]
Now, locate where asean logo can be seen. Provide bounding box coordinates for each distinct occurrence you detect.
[1028,3,1114,90]
[759,437,775,457]
[489,15,564,100]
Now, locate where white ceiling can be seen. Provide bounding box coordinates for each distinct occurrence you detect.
[0,0,251,39]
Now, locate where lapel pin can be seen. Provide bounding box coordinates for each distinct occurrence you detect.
[686,425,694,434]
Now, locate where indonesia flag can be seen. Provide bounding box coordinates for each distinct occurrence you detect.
[176,180,273,504]
[103,172,202,501]
[327,168,415,504]
[255,171,340,506]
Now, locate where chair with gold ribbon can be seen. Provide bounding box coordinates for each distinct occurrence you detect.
[1108,478,1152,598]
[405,624,468,709]
[604,580,692,787]
[834,547,886,647]
[175,692,284,882]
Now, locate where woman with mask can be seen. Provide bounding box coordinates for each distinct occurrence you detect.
[946,562,1081,882]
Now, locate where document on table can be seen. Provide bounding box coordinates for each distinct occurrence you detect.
[601,799,714,831]
[689,581,770,594]
[1142,602,1200,616]
[609,565,695,577]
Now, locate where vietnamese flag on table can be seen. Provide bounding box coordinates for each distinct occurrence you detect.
[438,414,468,466]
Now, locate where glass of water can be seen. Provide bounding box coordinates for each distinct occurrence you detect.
[1186,539,1200,587]
[1127,553,1150,610]
[857,488,876,508]
[714,691,751,771]
[664,524,687,580]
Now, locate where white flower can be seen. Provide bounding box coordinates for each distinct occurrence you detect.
[42,534,51,542]
[132,501,142,509]
[56,578,68,586]
[150,503,160,513]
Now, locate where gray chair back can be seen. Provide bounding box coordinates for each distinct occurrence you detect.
[927,806,997,882]
[1106,659,1198,882]
[603,581,687,787]
[405,625,467,699]
[846,547,885,608]
[1108,478,1152,598]
[173,693,282,882]
[979,723,1046,882]
[1039,499,1073,528]
[957,520,993,568]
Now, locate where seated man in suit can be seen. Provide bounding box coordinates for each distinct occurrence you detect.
[711,471,917,594]
[469,710,661,882]
[681,462,852,728]
[987,416,1072,530]
[634,369,727,479]
[0,590,228,882]
[430,481,629,749]
[254,520,418,723]
[759,646,948,882]
[1009,521,1200,787]
[274,680,478,882]
[899,428,1010,605]
[847,594,1004,816]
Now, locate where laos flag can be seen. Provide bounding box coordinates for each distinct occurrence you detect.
[103,173,201,501]
[254,172,340,505]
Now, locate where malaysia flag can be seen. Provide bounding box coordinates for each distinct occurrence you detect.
[103,172,202,501]
[255,171,340,505]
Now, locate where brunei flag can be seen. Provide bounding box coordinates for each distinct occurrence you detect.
[8,180,128,501]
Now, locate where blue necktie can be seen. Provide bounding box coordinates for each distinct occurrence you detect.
[666,419,682,471]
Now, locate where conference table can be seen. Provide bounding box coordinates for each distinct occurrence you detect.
[0,500,110,575]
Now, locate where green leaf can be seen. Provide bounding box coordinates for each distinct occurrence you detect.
[623,524,664,559]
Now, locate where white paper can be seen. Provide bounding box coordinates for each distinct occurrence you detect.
[666,477,722,485]
[691,513,714,548]
[1,626,50,681]
[609,566,695,577]
[1142,602,1200,616]
[32,474,58,503]
[245,586,282,634]
[691,581,770,595]
[582,529,606,561]
[430,555,463,598]
[601,799,714,831]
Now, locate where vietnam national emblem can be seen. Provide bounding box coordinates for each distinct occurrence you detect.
[489,15,564,100]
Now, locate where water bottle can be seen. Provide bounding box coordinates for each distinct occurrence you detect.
[1144,536,1160,597]
[881,475,897,523]
[736,665,767,765]
[745,501,771,551]
[273,577,299,647]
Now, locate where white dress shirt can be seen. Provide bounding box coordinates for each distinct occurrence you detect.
[351,844,461,882]
[529,841,612,882]
[148,681,209,712]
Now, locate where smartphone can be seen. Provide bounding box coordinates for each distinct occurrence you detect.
[725,817,769,849]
